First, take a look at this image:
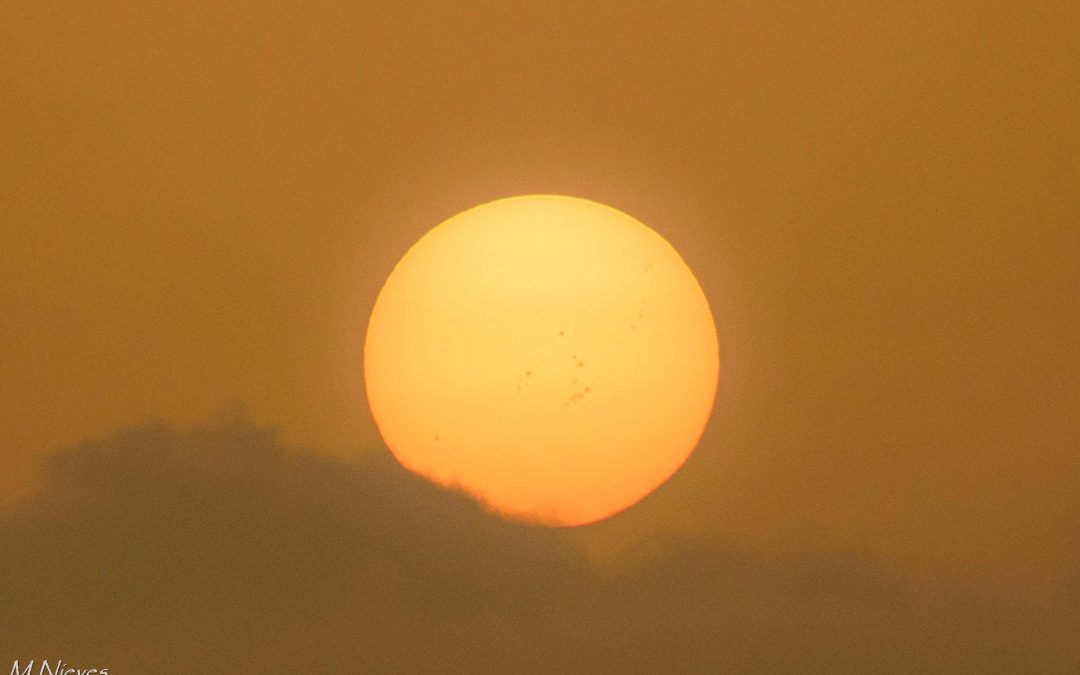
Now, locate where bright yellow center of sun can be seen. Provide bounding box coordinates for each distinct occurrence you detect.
[364,195,719,526]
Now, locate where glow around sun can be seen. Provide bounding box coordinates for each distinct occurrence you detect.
[364,195,719,526]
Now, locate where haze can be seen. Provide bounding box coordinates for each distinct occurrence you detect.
[1,2,1078,670]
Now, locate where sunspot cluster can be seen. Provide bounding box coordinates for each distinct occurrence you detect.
[364,195,720,526]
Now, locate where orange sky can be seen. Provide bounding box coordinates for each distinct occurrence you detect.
[2,0,1079,596]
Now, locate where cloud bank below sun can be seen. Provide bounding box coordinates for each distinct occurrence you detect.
[1,413,1076,671]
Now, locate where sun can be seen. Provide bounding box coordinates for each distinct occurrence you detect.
[364,195,719,526]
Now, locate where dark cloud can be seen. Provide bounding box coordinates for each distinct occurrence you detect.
[2,415,1076,672]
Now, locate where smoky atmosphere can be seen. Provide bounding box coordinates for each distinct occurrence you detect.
[2,2,1078,673]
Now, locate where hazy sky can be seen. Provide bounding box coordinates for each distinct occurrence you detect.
[2,2,1078,670]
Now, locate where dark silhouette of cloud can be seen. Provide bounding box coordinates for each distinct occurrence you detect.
[2,413,1077,672]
